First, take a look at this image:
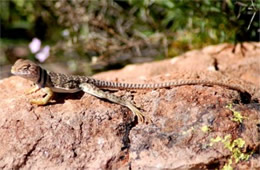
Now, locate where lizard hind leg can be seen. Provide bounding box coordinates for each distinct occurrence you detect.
[79,83,150,124]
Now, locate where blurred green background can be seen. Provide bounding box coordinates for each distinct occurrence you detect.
[0,0,259,77]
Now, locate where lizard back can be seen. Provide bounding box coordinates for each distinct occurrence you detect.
[46,71,91,93]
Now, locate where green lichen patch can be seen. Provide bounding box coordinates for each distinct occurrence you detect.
[201,125,211,133]
[182,127,194,135]
[210,135,253,170]
[226,104,246,123]
[222,159,233,170]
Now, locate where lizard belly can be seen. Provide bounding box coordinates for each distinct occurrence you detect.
[50,87,81,93]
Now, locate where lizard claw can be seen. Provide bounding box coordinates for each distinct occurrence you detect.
[26,85,40,95]
[129,105,152,124]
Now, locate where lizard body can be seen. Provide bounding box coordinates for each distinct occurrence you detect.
[11,59,253,123]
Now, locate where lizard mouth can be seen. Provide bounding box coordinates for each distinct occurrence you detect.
[11,68,30,77]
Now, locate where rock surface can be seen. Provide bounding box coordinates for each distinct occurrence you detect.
[0,43,259,169]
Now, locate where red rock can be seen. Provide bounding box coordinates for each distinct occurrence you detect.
[0,43,259,169]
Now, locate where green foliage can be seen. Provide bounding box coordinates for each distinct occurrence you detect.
[1,0,259,73]
[1,0,35,29]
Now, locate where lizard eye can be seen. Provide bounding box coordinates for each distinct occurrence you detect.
[21,65,30,71]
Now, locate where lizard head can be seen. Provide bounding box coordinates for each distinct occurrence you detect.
[11,59,41,83]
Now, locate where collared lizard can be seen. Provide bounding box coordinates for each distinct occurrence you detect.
[11,59,255,123]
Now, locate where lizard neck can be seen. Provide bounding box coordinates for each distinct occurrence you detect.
[36,67,48,88]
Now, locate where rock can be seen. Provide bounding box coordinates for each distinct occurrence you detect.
[95,42,260,86]
[0,43,259,169]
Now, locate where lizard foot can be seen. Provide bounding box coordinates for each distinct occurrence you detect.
[129,105,152,124]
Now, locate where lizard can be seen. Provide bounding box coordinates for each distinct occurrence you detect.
[11,59,255,123]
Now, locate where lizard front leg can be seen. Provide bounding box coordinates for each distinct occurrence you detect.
[30,87,54,106]
[26,84,41,94]
[79,83,150,124]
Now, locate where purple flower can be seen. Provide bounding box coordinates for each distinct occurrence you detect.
[29,38,41,53]
[36,46,50,62]
[62,29,70,37]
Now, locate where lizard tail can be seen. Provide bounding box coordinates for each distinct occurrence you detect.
[90,79,247,93]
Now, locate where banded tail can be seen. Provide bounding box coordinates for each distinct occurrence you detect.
[90,79,247,93]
